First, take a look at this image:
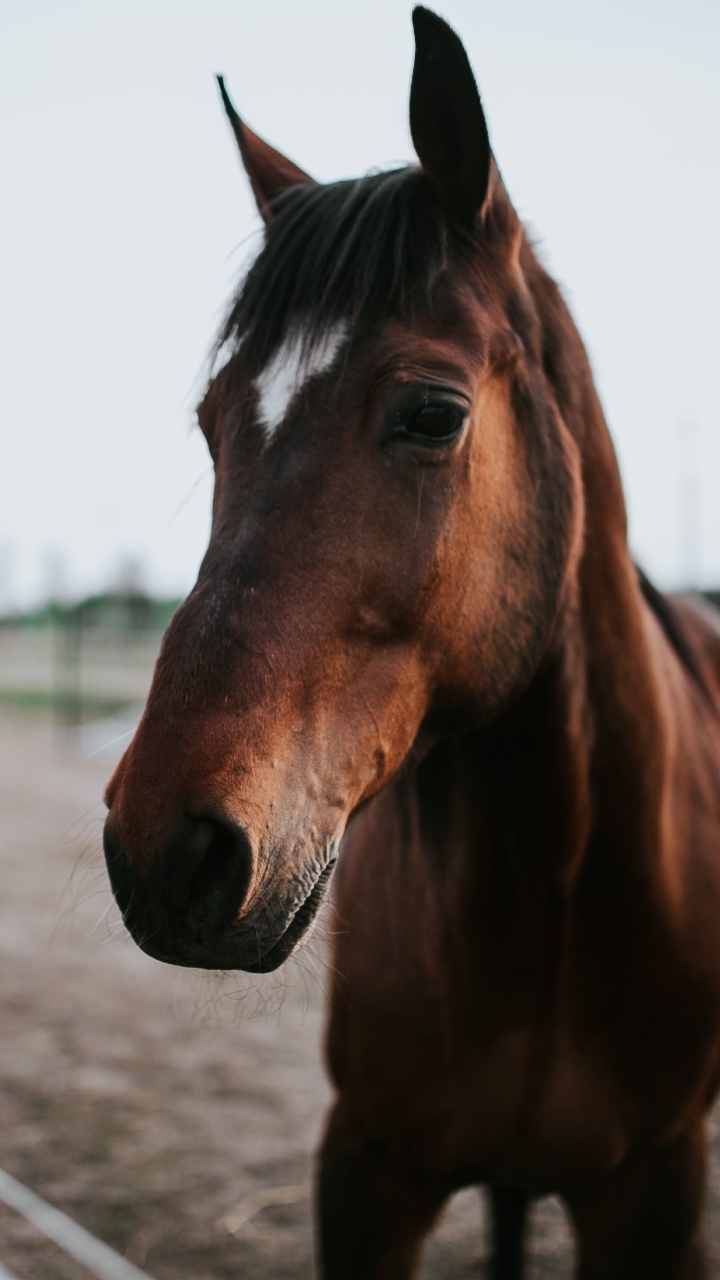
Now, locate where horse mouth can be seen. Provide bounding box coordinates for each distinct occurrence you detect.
[118,854,336,973]
[240,858,337,973]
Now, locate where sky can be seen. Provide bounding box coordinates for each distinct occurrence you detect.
[1,0,719,609]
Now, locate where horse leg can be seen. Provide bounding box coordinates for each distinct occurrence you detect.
[567,1123,707,1280]
[487,1185,530,1280]
[316,1104,448,1280]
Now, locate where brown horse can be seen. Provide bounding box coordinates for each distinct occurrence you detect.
[104,8,720,1277]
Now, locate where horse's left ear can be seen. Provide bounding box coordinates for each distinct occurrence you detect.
[409,7,491,229]
[217,76,315,222]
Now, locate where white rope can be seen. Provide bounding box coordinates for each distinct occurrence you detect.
[0,1168,153,1280]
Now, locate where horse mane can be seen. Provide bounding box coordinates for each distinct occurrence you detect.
[637,567,713,704]
[216,167,459,371]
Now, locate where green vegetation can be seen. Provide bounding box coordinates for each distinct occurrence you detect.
[0,690,131,717]
[3,590,182,633]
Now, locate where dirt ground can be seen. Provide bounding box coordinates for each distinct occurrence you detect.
[0,709,719,1278]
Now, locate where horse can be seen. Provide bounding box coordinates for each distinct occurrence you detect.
[103,8,720,1277]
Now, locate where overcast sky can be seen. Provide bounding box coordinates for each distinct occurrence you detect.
[1,0,718,608]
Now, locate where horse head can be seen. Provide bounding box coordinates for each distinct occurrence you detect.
[104,8,584,972]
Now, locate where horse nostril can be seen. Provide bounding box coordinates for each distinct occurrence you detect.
[103,813,254,954]
[164,815,253,924]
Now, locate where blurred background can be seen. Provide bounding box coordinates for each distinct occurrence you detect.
[0,1,718,1276]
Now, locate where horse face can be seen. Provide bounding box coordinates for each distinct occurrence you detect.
[103,9,583,971]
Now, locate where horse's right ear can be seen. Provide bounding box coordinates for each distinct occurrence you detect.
[217,76,315,223]
[409,8,491,229]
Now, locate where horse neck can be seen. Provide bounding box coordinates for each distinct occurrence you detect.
[485,260,671,890]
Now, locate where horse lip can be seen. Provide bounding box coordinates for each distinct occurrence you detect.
[239,855,338,973]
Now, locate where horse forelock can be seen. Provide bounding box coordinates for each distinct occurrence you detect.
[212,166,458,386]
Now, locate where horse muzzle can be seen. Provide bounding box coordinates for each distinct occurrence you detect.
[103,812,336,972]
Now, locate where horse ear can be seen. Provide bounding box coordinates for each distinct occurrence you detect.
[217,76,315,223]
[409,7,491,229]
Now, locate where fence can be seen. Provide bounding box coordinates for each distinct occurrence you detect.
[0,592,179,742]
[0,1167,153,1280]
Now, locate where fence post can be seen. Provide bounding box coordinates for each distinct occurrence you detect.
[52,603,83,738]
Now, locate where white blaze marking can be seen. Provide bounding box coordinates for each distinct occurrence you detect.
[255,322,347,439]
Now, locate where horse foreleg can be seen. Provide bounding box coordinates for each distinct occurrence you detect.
[487,1185,530,1280]
[567,1123,707,1280]
[316,1104,448,1280]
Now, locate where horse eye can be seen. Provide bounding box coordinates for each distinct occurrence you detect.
[403,398,467,445]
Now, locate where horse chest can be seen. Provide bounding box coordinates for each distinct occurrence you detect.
[456,1035,632,1185]
[330,773,720,1188]
[331,931,720,1188]
[353,1023,633,1188]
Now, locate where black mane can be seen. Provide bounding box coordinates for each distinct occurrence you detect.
[217,167,458,372]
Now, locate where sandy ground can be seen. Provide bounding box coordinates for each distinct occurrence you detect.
[0,709,718,1278]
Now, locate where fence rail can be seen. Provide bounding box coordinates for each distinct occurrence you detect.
[0,1168,154,1280]
[0,621,165,731]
